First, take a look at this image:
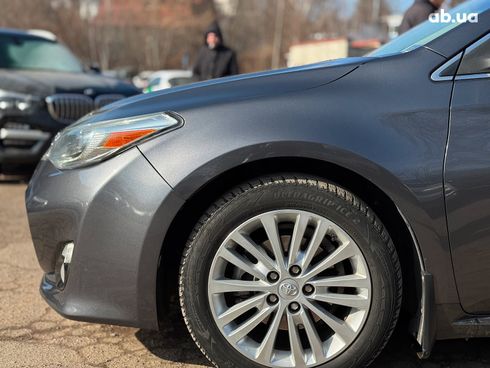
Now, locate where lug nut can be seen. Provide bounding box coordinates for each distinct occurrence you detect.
[303,284,314,295]
[289,265,302,276]
[267,271,280,283]
[267,294,279,305]
[289,302,300,313]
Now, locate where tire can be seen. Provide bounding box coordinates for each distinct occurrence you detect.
[179,175,402,368]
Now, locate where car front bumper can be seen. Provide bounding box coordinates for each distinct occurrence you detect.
[26,148,185,329]
[0,111,62,176]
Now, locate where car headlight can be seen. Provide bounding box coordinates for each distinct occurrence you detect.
[0,89,40,114]
[44,112,182,170]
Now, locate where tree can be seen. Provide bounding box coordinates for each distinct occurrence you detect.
[350,0,391,39]
[0,0,399,74]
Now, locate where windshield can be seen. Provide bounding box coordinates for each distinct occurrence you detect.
[371,0,490,57]
[0,35,83,73]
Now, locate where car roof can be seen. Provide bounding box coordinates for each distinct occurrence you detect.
[0,28,57,42]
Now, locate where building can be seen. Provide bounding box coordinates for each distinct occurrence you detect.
[287,38,349,67]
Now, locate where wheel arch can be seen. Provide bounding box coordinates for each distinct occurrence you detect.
[156,156,433,355]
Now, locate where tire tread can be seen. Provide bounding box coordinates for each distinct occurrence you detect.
[179,174,402,368]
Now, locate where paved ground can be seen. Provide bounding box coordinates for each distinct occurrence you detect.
[1,183,489,368]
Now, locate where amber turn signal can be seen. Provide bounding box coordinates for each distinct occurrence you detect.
[102,129,157,148]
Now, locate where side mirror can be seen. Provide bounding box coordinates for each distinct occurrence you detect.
[89,63,101,74]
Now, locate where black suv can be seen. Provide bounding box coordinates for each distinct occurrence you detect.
[0,28,139,177]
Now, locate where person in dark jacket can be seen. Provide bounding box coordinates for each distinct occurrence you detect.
[193,21,239,81]
[399,0,445,34]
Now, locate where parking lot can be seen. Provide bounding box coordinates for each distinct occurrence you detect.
[1,182,490,368]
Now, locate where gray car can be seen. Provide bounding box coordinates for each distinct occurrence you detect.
[26,1,490,367]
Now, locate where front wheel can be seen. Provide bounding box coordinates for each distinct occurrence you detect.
[179,176,402,368]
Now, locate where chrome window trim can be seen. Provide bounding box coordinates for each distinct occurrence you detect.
[454,73,490,81]
[431,52,463,82]
[432,33,490,82]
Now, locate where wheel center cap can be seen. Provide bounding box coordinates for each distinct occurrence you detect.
[278,279,299,300]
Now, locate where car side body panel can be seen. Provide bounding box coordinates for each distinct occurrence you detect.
[445,73,490,314]
[139,48,459,310]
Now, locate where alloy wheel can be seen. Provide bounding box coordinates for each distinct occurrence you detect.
[208,209,372,367]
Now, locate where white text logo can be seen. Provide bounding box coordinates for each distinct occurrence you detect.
[429,9,479,24]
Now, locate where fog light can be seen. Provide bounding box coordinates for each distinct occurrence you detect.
[59,242,74,286]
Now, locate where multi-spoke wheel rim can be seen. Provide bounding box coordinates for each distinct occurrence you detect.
[208,210,371,368]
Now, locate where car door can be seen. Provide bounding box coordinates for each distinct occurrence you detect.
[445,33,490,314]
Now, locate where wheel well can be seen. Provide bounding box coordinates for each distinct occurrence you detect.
[157,157,422,330]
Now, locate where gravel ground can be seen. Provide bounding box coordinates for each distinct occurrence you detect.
[1,183,489,367]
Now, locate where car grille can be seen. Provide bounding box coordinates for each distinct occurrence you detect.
[46,94,125,124]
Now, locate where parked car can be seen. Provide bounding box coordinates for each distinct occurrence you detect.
[0,28,139,177]
[144,69,193,93]
[26,1,490,367]
[132,70,158,89]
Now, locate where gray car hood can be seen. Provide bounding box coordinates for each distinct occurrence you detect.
[88,57,371,123]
